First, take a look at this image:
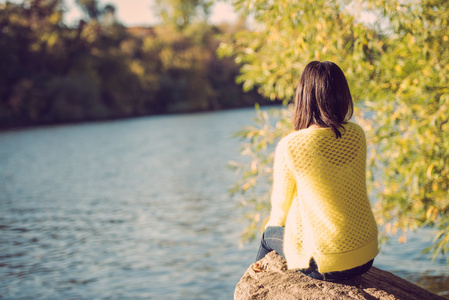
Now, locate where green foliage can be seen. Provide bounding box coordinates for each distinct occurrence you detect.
[229,105,293,242]
[0,1,267,128]
[226,0,449,264]
[76,0,101,20]
[153,0,213,29]
[220,0,381,102]
[359,0,449,262]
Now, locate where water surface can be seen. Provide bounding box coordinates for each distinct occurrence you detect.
[0,108,448,299]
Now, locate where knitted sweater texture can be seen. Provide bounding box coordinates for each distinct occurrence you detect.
[265,122,378,273]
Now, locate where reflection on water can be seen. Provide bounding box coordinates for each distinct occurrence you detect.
[0,108,448,299]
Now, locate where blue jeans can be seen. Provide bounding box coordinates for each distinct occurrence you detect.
[256,226,374,281]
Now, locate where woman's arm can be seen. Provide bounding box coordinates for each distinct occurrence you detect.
[265,138,296,228]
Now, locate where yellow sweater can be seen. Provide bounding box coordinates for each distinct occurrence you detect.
[265,122,378,273]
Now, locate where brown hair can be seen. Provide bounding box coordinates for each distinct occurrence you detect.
[292,61,353,138]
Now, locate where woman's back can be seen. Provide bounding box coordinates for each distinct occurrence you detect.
[275,122,378,272]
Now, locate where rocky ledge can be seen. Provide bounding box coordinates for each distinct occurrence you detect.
[235,251,445,300]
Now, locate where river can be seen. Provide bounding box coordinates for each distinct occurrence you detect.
[0,107,448,299]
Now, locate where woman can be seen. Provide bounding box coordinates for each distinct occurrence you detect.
[256,61,378,281]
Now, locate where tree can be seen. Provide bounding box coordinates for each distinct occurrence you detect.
[76,0,100,20]
[102,4,117,26]
[223,0,449,264]
[76,0,117,24]
[0,1,267,127]
[0,0,68,125]
[359,0,449,262]
[153,0,213,30]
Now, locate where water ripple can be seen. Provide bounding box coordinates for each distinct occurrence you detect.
[0,108,448,299]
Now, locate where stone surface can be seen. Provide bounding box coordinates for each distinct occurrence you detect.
[235,251,445,300]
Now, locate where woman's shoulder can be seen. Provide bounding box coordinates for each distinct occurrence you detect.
[276,128,320,151]
[346,121,364,130]
[345,122,366,137]
[278,122,366,145]
[281,124,336,141]
[278,130,305,144]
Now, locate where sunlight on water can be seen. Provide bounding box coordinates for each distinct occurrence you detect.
[0,108,448,299]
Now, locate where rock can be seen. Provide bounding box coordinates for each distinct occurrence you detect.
[235,251,445,300]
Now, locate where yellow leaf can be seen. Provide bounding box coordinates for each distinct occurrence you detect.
[427,164,434,179]
[426,206,435,220]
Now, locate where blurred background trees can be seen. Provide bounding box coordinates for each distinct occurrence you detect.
[153,0,213,29]
[0,0,267,128]
[223,0,449,264]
